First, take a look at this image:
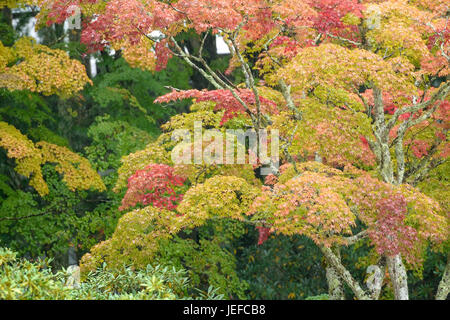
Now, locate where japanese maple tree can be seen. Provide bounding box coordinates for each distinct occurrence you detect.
[41,0,450,300]
[0,2,102,195]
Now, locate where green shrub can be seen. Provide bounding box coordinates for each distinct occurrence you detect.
[0,247,68,299]
[0,247,222,300]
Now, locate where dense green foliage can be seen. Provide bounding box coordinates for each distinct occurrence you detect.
[0,247,222,300]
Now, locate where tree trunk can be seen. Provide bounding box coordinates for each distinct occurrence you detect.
[366,263,385,300]
[68,244,77,266]
[326,264,345,300]
[436,253,450,300]
[65,265,81,289]
[387,254,409,300]
[321,246,370,300]
[325,246,345,299]
[315,154,345,299]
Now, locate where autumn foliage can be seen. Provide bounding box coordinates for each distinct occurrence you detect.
[1,0,449,300]
[0,121,105,195]
[119,164,185,211]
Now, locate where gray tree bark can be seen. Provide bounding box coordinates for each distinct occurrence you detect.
[326,263,345,300]
[387,254,409,300]
[366,263,385,300]
[436,254,450,300]
[321,246,370,300]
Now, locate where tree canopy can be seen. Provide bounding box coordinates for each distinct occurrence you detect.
[0,0,449,301]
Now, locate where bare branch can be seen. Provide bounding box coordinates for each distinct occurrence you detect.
[343,230,368,246]
[169,36,224,90]
[320,246,371,300]
[386,82,450,131]
[279,79,302,120]
[436,253,450,300]
[326,33,362,47]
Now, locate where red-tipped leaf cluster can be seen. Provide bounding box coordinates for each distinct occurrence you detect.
[120,164,186,211]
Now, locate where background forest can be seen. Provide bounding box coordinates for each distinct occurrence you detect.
[0,0,449,300]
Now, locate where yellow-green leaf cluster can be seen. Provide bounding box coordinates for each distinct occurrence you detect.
[177,175,261,225]
[0,122,105,196]
[0,121,47,195]
[37,141,106,193]
[0,37,92,97]
[80,206,186,273]
[276,43,416,96]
